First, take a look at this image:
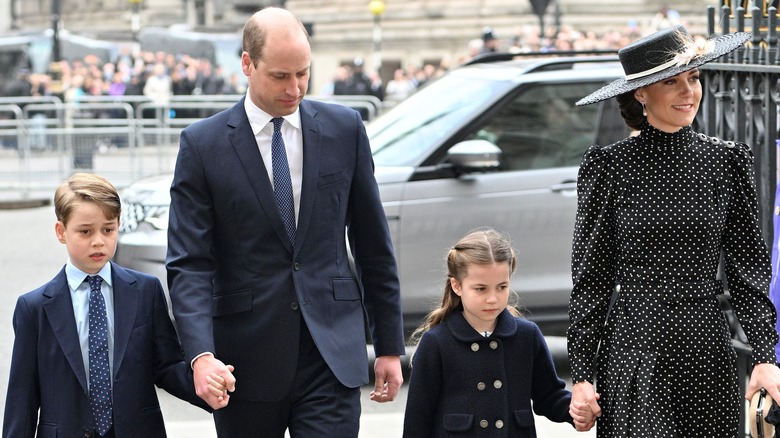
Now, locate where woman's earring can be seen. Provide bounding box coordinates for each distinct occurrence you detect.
[641,101,647,117]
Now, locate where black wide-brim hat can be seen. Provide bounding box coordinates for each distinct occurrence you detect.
[576,25,750,106]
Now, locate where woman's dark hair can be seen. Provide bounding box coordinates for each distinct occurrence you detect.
[616,90,646,131]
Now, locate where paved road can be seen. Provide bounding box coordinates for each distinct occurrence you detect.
[0,204,595,437]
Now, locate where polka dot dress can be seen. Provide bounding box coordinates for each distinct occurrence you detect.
[567,122,778,437]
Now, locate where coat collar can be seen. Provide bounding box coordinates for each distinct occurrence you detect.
[445,308,518,342]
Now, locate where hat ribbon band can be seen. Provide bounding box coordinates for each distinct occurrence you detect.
[624,59,678,81]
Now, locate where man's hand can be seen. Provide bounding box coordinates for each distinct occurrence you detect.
[370,355,403,403]
[570,381,601,431]
[193,354,236,410]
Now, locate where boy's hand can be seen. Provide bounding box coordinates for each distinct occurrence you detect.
[206,365,236,405]
[193,355,236,409]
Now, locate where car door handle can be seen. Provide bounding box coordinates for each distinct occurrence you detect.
[551,181,577,192]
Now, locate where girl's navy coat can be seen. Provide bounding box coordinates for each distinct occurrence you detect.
[403,309,573,437]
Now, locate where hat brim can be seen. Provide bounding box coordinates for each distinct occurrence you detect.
[576,32,751,106]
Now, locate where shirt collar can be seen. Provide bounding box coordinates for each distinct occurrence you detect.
[65,260,113,291]
[243,92,302,136]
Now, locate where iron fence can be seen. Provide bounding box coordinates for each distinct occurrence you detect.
[0,94,383,196]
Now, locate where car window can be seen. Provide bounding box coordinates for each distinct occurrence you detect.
[369,74,510,167]
[467,82,605,171]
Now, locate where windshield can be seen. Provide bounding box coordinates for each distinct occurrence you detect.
[368,73,509,167]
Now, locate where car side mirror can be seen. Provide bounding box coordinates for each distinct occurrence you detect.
[446,140,502,171]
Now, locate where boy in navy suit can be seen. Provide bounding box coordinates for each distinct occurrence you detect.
[2,173,227,438]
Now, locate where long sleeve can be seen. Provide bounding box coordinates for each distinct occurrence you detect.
[346,110,405,357]
[402,332,442,438]
[723,142,777,365]
[530,322,573,425]
[567,144,618,383]
[166,126,218,364]
[3,296,41,438]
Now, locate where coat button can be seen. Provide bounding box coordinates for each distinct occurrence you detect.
[489,340,498,349]
[493,380,503,389]
[471,343,479,352]
[477,382,486,391]
[495,419,504,429]
[291,301,299,310]
[479,419,489,428]
[294,262,301,271]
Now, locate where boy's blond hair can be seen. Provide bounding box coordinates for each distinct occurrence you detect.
[54,173,121,225]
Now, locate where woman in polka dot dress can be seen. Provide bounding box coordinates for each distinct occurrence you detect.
[568,26,780,436]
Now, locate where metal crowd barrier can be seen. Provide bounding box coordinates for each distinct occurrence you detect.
[0,94,383,197]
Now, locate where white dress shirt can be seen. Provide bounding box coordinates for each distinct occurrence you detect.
[244,94,303,225]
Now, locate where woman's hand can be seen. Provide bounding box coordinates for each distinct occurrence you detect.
[746,363,780,402]
[570,381,601,431]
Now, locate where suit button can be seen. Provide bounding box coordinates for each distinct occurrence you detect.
[471,343,479,352]
[293,262,301,271]
[489,340,498,349]
[291,301,299,310]
[495,419,504,429]
[493,380,503,389]
[476,382,486,391]
[83,430,94,438]
[479,419,489,428]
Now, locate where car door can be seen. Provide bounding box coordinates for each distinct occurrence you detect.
[395,80,627,332]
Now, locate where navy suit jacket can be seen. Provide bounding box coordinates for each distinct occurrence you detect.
[166,98,405,401]
[2,263,206,438]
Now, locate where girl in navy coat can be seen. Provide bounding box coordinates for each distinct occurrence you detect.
[403,228,595,437]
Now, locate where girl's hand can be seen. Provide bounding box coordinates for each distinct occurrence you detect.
[570,381,601,431]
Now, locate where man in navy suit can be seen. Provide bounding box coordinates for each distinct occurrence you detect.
[165,7,405,437]
[3,173,213,438]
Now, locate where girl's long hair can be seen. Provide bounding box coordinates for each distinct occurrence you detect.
[408,228,521,346]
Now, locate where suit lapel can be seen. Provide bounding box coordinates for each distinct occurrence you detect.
[228,98,295,252]
[295,100,322,252]
[42,267,89,393]
[111,263,139,379]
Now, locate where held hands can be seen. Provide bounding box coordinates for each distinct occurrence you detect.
[369,355,403,403]
[746,363,780,403]
[570,381,601,432]
[193,355,236,410]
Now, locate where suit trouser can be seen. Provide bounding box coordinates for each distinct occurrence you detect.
[213,318,361,437]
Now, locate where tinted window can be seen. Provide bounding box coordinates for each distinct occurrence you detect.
[369,74,511,167]
[467,82,605,171]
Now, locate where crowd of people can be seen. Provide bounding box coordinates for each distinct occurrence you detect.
[2,6,688,113]
[1,46,245,104]
[321,7,689,108]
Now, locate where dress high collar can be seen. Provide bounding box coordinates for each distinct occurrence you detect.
[639,122,695,150]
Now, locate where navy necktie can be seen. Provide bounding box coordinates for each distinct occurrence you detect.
[87,275,113,436]
[271,117,296,244]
